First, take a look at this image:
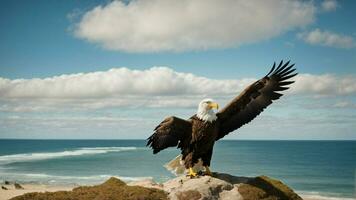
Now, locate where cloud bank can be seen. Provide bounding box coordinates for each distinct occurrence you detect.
[0,67,254,99]
[1,67,356,112]
[298,29,355,49]
[74,0,315,52]
[1,67,355,140]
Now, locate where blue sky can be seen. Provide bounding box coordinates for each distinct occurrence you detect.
[0,0,355,139]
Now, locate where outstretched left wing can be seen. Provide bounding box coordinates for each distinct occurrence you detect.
[147,116,192,154]
[216,60,297,140]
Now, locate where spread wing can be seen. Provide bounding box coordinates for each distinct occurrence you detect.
[216,60,297,140]
[146,116,192,154]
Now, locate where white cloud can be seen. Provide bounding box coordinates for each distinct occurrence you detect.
[321,0,338,12]
[1,67,356,112]
[291,74,356,96]
[73,0,315,52]
[0,67,254,111]
[0,67,253,99]
[298,29,355,49]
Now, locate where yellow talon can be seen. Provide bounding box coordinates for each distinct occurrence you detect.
[205,166,213,176]
[188,167,197,178]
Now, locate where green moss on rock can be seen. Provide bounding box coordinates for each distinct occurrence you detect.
[238,175,303,200]
[11,177,168,200]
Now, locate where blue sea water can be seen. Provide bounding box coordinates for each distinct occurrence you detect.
[0,140,355,199]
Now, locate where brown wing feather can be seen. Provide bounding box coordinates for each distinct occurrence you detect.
[216,60,297,140]
[146,116,191,154]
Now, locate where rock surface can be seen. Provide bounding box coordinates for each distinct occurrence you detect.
[11,173,303,200]
[133,173,303,200]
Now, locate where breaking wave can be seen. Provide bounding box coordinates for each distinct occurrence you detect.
[298,191,355,200]
[0,147,141,164]
[0,172,152,185]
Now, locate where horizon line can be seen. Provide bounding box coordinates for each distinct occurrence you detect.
[0,138,355,141]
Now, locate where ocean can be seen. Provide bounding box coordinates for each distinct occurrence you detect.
[0,140,354,199]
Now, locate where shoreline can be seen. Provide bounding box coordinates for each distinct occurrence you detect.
[1,182,354,200]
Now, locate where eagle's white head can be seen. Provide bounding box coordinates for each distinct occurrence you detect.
[197,98,219,123]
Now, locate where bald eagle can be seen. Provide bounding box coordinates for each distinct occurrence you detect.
[147,60,297,177]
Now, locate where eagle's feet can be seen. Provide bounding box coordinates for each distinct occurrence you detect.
[187,167,198,178]
[187,167,213,178]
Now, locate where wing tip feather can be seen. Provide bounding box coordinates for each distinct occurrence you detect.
[268,60,297,80]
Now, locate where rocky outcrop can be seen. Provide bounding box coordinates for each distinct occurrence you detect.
[131,173,303,200]
[11,173,302,200]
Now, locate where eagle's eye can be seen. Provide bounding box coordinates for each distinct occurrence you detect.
[204,102,212,109]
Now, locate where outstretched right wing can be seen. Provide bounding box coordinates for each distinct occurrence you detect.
[147,116,192,154]
[216,60,297,140]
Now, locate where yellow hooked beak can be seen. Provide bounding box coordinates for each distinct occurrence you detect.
[208,102,219,110]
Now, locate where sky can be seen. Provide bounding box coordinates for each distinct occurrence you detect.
[0,0,355,140]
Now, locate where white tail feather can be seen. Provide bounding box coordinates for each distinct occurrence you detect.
[164,155,204,176]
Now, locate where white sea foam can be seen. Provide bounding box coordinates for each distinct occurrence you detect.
[301,195,355,200]
[0,172,152,185]
[298,191,355,200]
[0,147,140,164]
